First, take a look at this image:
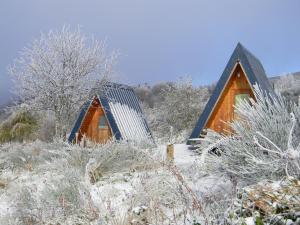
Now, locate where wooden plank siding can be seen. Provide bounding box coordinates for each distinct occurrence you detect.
[205,63,254,134]
[78,98,112,144]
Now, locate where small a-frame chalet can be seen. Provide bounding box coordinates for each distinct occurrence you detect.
[189,43,274,140]
[68,82,154,144]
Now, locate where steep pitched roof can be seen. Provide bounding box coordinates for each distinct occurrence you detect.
[189,43,274,140]
[68,82,154,143]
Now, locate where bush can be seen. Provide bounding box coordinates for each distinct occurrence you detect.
[0,141,158,224]
[201,85,300,185]
[141,77,209,143]
[37,111,56,142]
[0,111,38,144]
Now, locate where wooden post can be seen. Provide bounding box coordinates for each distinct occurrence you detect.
[167,144,174,162]
[83,136,87,148]
[79,134,87,147]
[75,132,79,144]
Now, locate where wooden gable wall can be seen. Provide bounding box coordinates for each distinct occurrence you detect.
[78,98,112,144]
[205,63,254,134]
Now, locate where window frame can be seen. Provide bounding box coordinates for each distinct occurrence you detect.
[98,115,108,129]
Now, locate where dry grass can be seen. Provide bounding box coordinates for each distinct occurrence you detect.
[0,180,7,189]
[0,110,38,144]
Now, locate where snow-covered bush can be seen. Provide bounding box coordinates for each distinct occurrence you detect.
[274,73,300,93]
[0,110,38,144]
[226,176,300,225]
[36,111,56,142]
[9,25,117,137]
[0,140,235,225]
[0,109,57,144]
[141,77,209,143]
[201,85,300,185]
[274,73,300,104]
[117,145,234,225]
[0,141,158,224]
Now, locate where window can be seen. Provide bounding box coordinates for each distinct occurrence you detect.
[234,93,250,107]
[98,115,107,128]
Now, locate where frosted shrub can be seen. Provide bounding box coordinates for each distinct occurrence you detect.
[116,145,234,225]
[202,85,300,185]
[274,73,300,94]
[37,111,56,142]
[0,141,158,224]
[13,187,39,225]
[0,140,237,224]
[37,171,92,223]
[144,77,209,143]
[0,110,38,144]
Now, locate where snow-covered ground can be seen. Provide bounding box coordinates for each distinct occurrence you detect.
[173,144,198,166]
[0,141,233,225]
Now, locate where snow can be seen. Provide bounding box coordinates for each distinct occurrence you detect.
[132,205,147,214]
[286,148,300,160]
[245,217,255,225]
[89,172,135,216]
[173,144,199,166]
[0,141,234,224]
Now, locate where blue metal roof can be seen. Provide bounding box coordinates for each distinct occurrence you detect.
[68,82,154,143]
[68,100,92,143]
[188,43,275,141]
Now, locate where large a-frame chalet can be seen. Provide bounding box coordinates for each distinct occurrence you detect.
[189,43,274,139]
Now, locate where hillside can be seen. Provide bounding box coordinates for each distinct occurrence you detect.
[269,71,300,83]
[0,141,232,224]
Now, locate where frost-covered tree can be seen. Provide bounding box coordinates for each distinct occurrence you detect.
[274,73,300,93]
[144,77,209,142]
[201,85,300,185]
[9,26,117,136]
[161,77,208,132]
[274,73,300,104]
[135,82,173,108]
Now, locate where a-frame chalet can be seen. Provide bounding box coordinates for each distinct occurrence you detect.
[68,82,154,145]
[189,43,274,140]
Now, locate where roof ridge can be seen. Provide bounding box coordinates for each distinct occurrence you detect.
[237,43,265,72]
[103,81,133,90]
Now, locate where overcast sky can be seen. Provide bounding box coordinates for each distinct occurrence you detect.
[1,0,300,105]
